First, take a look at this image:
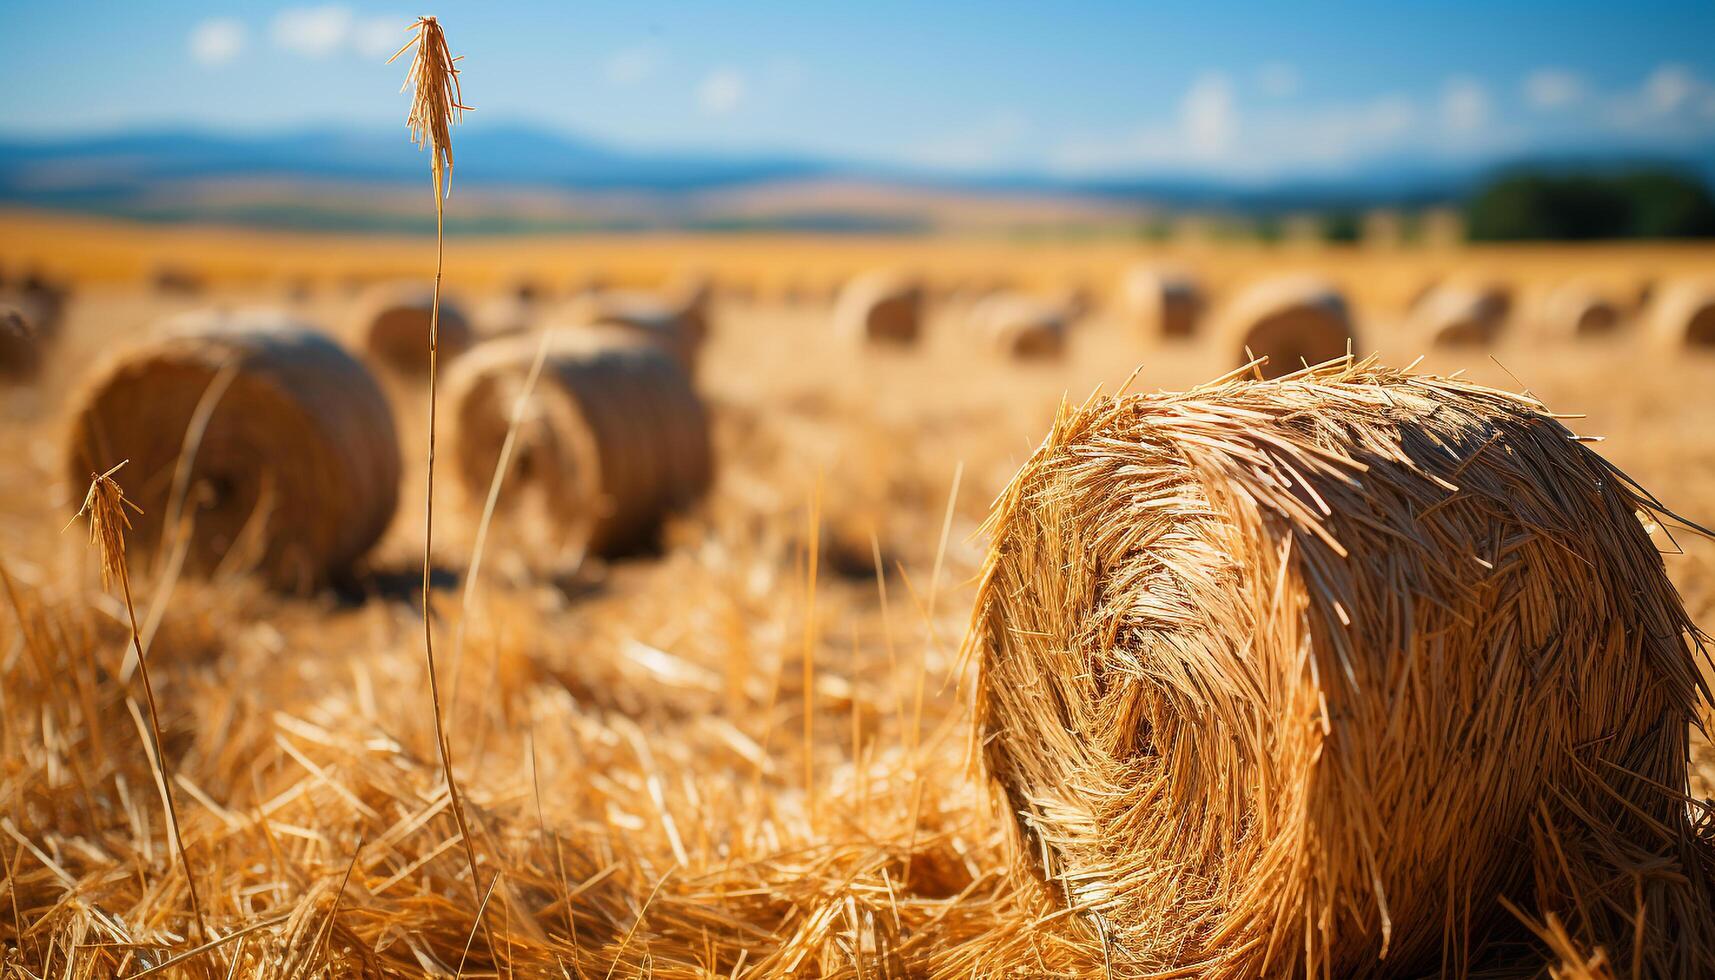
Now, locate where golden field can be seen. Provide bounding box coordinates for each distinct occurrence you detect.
[2,208,1714,977]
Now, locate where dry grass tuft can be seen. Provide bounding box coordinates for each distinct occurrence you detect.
[71,462,210,946]
[971,357,1715,977]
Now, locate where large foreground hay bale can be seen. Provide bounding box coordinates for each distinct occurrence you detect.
[354,282,474,375]
[67,310,400,591]
[1540,283,1621,338]
[834,271,923,346]
[1649,279,1715,348]
[1411,280,1512,346]
[972,361,1713,977]
[1215,275,1355,378]
[968,293,1069,359]
[1122,264,1203,338]
[445,329,712,559]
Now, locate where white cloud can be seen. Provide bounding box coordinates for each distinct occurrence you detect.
[1524,69,1582,110]
[1183,73,1236,158]
[189,17,245,68]
[1646,64,1696,113]
[271,6,354,58]
[1256,62,1300,99]
[697,68,746,115]
[351,17,408,60]
[605,45,664,87]
[909,111,1029,170]
[1049,91,1419,178]
[1441,76,1489,134]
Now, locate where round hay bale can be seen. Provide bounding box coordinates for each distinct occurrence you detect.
[1540,283,1621,338]
[149,264,204,296]
[833,271,923,346]
[0,303,44,382]
[66,310,400,591]
[444,329,712,559]
[972,362,1712,977]
[1215,274,1355,378]
[503,275,546,304]
[559,290,702,370]
[1648,279,1715,348]
[1411,280,1512,346]
[354,282,474,376]
[1122,264,1203,338]
[476,293,536,339]
[968,293,1068,360]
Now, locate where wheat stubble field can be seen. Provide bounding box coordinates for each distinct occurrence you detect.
[2,208,1715,977]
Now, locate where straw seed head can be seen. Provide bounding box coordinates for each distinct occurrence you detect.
[391,16,469,191]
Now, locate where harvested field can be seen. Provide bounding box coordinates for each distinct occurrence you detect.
[1,212,1714,977]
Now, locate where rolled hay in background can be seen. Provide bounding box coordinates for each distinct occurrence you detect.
[1215,274,1355,378]
[1410,279,1512,346]
[833,270,924,345]
[3,268,71,340]
[476,293,536,339]
[1648,279,1715,348]
[560,290,705,370]
[1123,264,1203,338]
[971,360,1715,978]
[444,328,712,559]
[148,263,204,296]
[354,281,474,376]
[1540,283,1622,338]
[968,293,1069,360]
[0,303,44,382]
[66,309,400,591]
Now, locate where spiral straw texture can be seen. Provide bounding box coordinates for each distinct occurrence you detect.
[445,328,712,559]
[67,310,400,591]
[971,359,1714,977]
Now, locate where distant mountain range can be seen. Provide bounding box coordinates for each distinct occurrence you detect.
[2,122,1712,234]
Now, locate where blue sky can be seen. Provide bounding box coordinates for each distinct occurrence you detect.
[2,1,1713,179]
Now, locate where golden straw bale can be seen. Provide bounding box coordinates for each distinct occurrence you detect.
[1540,283,1622,338]
[1214,274,1355,378]
[353,281,474,375]
[1411,280,1512,346]
[1122,264,1203,338]
[148,263,204,296]
[833,271,924,346]
[968,293,1069,360]
[66,309,400,591]
[1648,278,1715,348]
[476,293,536,338]
[444,328,712,560]
[0,303,45,382]
[559,290,704,370]
[972,360,1714,978]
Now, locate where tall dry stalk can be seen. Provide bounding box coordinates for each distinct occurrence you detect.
[390,13,489,947]
[72,462,207,942]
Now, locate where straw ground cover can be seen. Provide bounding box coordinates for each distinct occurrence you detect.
[0,245,1713,976]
